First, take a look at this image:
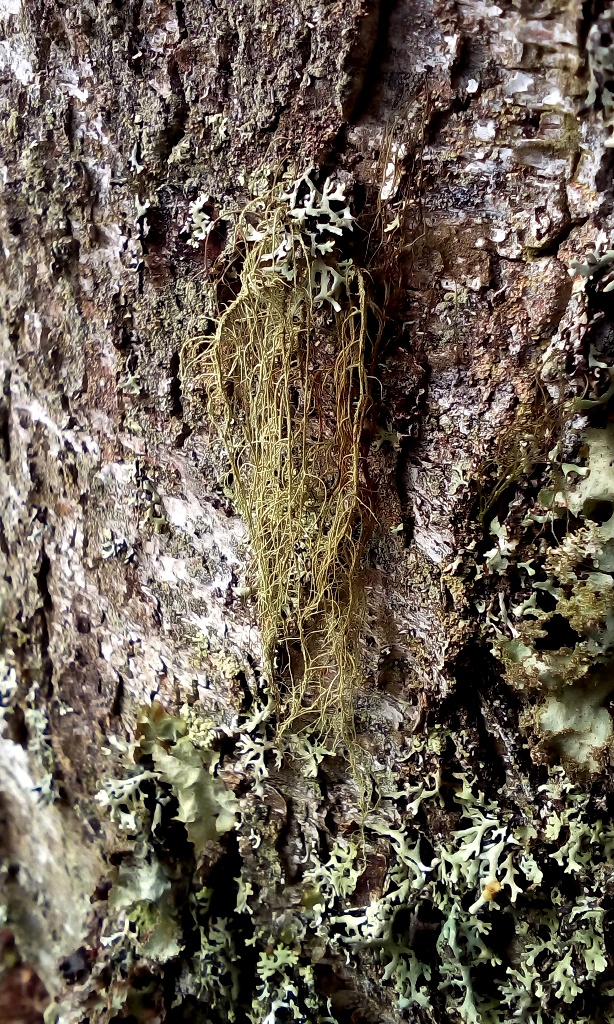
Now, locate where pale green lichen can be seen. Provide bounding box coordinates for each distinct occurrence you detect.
[108,845,182,962]
[100,703,240,854]
[569,248,614,291]
[100,527,134,562]
[22,687,56,804]
[185,193,214,247]
[587,10,614,146]
[324,763,612,1024]
[49,685,614,1024]
[496,416,614,769]
[476,338,614,772]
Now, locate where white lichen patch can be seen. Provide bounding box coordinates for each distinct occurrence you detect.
[0,737,103,993]
[0,37,34,86]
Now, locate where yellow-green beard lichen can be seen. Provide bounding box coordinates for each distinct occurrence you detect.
[183,171,376,747]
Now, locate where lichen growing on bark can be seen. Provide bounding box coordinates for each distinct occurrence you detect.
[3,0,614,1021]
[49,698,614,1024]
[183,172,379,747]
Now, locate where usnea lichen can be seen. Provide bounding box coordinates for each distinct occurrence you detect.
[182,170,381,747]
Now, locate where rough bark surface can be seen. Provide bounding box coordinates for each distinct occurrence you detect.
[1,1,614,1022]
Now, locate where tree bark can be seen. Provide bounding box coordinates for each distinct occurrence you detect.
[1,1,614,1022]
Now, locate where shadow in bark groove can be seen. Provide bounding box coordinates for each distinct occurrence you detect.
[437,641,533,794]
[34,549,53,699]
[0,371,10,463]
[348,0,399,125]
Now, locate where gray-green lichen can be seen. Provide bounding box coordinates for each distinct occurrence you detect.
[45,700,614,1024]
[477,335,614,773]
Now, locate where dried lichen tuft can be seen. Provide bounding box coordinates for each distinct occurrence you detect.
[183,172,381,747]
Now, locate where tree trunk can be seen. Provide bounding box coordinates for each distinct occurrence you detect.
[1,1,614,1022]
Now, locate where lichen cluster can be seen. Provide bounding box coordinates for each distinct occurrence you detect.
[182,171,377,745]
[497,404,614,770]
[333,758,614,1024]
[73,209,612,1024]
[587,9,614,146]
[463,285,614,774]
[46,698,614,1024]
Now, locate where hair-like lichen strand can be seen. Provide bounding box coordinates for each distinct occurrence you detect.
[183,172,376,747]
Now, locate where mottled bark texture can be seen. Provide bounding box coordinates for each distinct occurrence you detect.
[1,1,614,1022]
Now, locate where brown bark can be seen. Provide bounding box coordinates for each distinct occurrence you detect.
[1,1,614,1022]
